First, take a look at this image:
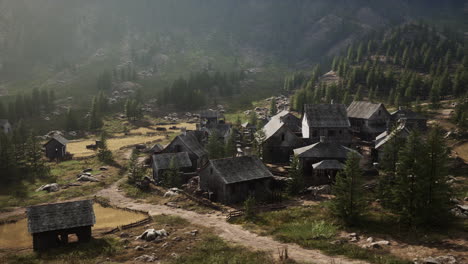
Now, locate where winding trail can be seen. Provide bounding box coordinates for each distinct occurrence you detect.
[97,181,368,264]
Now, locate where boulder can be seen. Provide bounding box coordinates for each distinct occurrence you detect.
[36,183,60,193]
[100,166,109,171]
[164,191,179,198]
[134,254,158,262]
[135,246,144,251]
[77,175,100,182]
[82,168,93,173]
[138,229,169,241]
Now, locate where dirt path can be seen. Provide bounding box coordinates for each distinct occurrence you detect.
[97,181,367,264]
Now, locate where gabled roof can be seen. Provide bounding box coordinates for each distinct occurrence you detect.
[303,104,350,128]
[200,109,223,119]
[312,160,345,170]
[27,200,95,234]
[150,143,164,153]
[294,141,360,159]
[44,134,69,146]
[262,111,300,140]
[206,156,273,184]
[174,131,208,158]
[153,152,192,170]
[202,123,231,138]
[347,101,386,119]
[391,108,426,120]
[375,123,410,150]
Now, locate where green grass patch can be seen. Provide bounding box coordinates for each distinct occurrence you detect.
[168,234,292,264]
[3,237,122,264]
[236,206,411,264]
[152,214,190,228]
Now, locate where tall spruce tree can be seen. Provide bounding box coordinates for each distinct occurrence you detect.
[330,152,366,225]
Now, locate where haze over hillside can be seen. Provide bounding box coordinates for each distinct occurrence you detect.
[0,0,465,85]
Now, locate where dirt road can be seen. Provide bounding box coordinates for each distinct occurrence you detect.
[97,181,367,264]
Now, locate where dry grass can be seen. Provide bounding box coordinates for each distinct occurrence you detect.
[453,142,468,163]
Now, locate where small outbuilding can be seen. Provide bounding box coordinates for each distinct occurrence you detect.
[152,152,193,183]
[27,200,95,251]
[199,156,274,204]
[44,135,69,160]
[390,108,427,131]
[312,160,345,185]
[199,109,225,126]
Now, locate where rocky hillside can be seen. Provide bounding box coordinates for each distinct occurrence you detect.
[0,0,465,87]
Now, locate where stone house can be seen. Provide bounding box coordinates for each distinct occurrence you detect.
[199,156,273,204]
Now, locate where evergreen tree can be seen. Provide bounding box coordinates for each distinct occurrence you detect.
[287,156,304,195]
[88,97,103,130]
[224,131,237,158]
[65,108,79,131]
[160,157,181,188]
[97,132,113,164]
[206,131,224,159]
[270,97,277,116]
[25,133,49,180]
[127,149,145,185]
[330,152,366,225]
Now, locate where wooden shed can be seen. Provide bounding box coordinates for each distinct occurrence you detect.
[312,160,345,185]
[199,156,273,204]
[163,131,209,169]
[43,135,68,160]
[27,200,95,251]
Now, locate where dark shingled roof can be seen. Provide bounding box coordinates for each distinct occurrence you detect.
[202,123,231,138]
[303,104,350,128]
[262,111,300,140]
[176,131,208,158]
[347,101,384,119]
[27,200,95,234]
[207,156,273,184]
[150,143,164,153]
[152,152,192,170]
[391,108,426,120]
[375,123,410,150]
[312,160,345,170]
[44,134,69,146]
[294,142,360,159]
[200,109,224,119]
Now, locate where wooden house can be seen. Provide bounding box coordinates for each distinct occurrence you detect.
[152,152,193,183]
[347,101,390,140]
[293,137,360,185]
[199,109,225,126]
[27,200,95,251]
[261,111,304,164]
[0,119,11,134]
[301,104,352,146]
[274,110,301,133]
[44,135,69,160]
[373,123,410,161]
[162,131,208,169]
[390,108,427,131]
[199,156,273,204]
[201,123,232,143]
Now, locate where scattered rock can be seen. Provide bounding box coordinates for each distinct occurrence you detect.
[135,246,145,251]
[171,253,179,258]
[36,183,60,193]
[77,175,100,182]
[100,166,109,171]
[366,237,374,243]
[138,229,169,241]
[82,168,93,173]
[161,242,169,248]
[172,237,182,242]
[134,254,158,262]
[164,191,179,198]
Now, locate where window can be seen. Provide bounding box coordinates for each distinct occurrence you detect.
[339,130,342,134]
[378,110,382,116]
[312,131,318,137]
[328,130,336,137]
[176,145,182,152]
[281,133,285,141]
[210,168,213,175]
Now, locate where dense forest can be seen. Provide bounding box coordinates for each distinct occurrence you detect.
[289,23,468,111]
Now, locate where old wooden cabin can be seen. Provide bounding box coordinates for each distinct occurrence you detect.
[347,101,390,140]
[162,131,208,170]
[152,152,193,183]
[43,135,69,160]
[27,200,95,251]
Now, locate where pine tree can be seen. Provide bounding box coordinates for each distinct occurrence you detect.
[354,85,362,101]
[88,97,103,130]
[97,132,113,164]
[25,133,49,180]
[224,131,237,158]
[287,156,304,195]
[270,97,277,116]
[127,149,145,184]
[65,108,79,131]
[160,157,181,188]
[206,131,225,159]
[330,152,366,225]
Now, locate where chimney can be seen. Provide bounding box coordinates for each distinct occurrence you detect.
[330,99,334,105]
[399,106,403,111]
[320,136,326,143]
